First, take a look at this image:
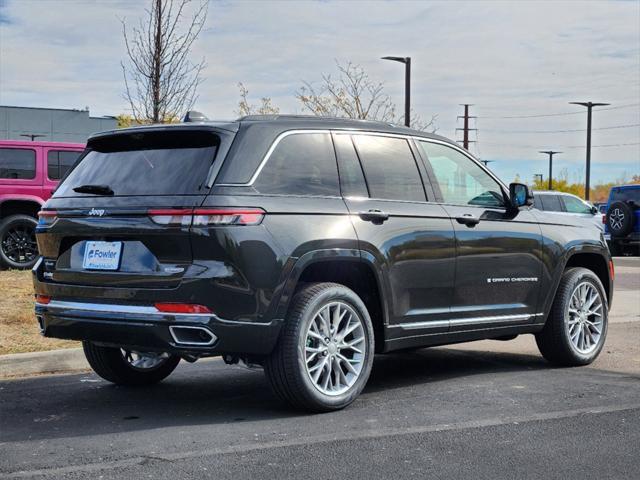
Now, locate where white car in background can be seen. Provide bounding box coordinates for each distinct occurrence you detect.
[533,191,603,231]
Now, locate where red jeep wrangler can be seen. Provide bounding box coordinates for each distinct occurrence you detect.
[0,140,84,269]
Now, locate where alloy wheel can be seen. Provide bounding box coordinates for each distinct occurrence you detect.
[566,282,604,355]
[609,208,624,230]
[1,223,37,264]
[303,301,367,396]
[121,350,171,370]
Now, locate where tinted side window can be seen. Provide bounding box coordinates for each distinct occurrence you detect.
[562,195,592,214]
[254,133,339,196]
[0,148,36,179]
[333,134,368,197]
[47,150,82,180]
[540,194,563,212]
[419,141,504,207]
[611,188,640,204]
[352,135,425,202]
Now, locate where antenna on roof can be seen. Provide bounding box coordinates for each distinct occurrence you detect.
[183,110,208,122]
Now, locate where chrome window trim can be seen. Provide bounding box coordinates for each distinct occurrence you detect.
[216,129,331,187]
[215,128,508,198]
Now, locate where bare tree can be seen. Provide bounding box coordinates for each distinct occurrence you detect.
[296,60,436,132]
[121,0,208,123]
[236,82,280,116]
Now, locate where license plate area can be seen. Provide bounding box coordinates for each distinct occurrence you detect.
[82,241,122,271]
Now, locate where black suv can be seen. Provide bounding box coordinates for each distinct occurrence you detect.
[33,116,613,412]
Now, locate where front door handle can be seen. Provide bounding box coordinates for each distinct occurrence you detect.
[456,214,480,227]
[358,209,389,225]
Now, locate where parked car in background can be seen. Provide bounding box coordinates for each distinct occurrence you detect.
[532,190,602,231]
[0,140,85,269]
[605,184,640,256]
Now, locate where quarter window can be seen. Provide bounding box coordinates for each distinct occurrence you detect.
[254,133,339,196]
[352,135,425,202]
[0,148,36,180]
[47,150,82,180]
[418,141,504,207]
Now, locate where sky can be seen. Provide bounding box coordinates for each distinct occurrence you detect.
[0,0,639,185]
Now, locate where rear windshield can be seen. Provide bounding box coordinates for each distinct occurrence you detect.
[611,188,640,204]
[54,130,219,197]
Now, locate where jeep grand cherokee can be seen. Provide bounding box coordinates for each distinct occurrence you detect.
[33,115,613,412]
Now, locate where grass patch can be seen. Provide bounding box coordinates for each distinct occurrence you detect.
[0,270,78,355]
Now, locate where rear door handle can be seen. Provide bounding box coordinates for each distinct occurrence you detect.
[358,209,389,224]
[455,214,480,227]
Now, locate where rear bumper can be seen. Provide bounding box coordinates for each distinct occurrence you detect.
[608,232,640,245]
[35,300,283,356]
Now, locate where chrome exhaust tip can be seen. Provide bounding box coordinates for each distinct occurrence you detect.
[169,326,217,346]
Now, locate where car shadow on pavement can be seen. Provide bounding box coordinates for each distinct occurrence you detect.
[364,346,548,394]
[1,346,553,443]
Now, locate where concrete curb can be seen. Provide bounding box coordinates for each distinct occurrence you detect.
[0,348,89,379]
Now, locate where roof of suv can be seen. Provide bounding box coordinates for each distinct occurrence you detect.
[89,114,453,145]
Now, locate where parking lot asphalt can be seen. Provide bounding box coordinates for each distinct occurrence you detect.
[1,258,638,479]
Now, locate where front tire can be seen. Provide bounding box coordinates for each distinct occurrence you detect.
[265,282,375,412]
[83,341,180,385]
[535,268,608,366]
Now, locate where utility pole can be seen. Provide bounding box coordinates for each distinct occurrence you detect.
[569,101,610,200]
[381,56,411,127]
[456,104,476,150]
[539,151,561,190]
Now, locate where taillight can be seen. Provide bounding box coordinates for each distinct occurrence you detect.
[154,302,212,314]
[148,209,193,226]
[35,294,52,304]
[602,214,606,224]
[192,208,264,226]
[148,208,264,226]
[37,210,58,226]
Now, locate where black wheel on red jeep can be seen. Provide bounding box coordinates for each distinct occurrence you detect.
[83,341,181,386]
[0,214,39,269]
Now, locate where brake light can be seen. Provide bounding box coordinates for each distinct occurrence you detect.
[35,294,52,304]
[148,208,264,226]
[602,214,606,224]
[154,302,212,314]
[37,210,58,226]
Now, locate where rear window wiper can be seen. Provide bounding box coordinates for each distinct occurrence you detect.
[72,184,114,195]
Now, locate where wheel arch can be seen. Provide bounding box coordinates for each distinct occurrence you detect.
[0,197,44,220]
[275,249,389,353]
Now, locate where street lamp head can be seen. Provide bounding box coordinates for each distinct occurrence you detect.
[569,102,611,108]
[381,56,409,64]
[539,150,562,155]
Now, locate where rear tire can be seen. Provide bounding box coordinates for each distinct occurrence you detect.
[265,282,375,412]
[0,215,39,270]
[535,268,608,366]
[83,341,180,385]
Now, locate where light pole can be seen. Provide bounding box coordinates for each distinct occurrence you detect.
[569,101,610,200]
[381,56,411,127]
[20,134,46,141]
[539,151,561,190]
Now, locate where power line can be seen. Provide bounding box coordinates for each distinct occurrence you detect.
[480,141,640,149]
[480,103,640,119]
[479,123,640,134]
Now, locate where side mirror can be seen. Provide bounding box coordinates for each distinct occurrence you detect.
[509,183,533,209]
[590,206,598,215]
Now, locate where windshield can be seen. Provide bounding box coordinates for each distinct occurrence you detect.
[55,130,219,197]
